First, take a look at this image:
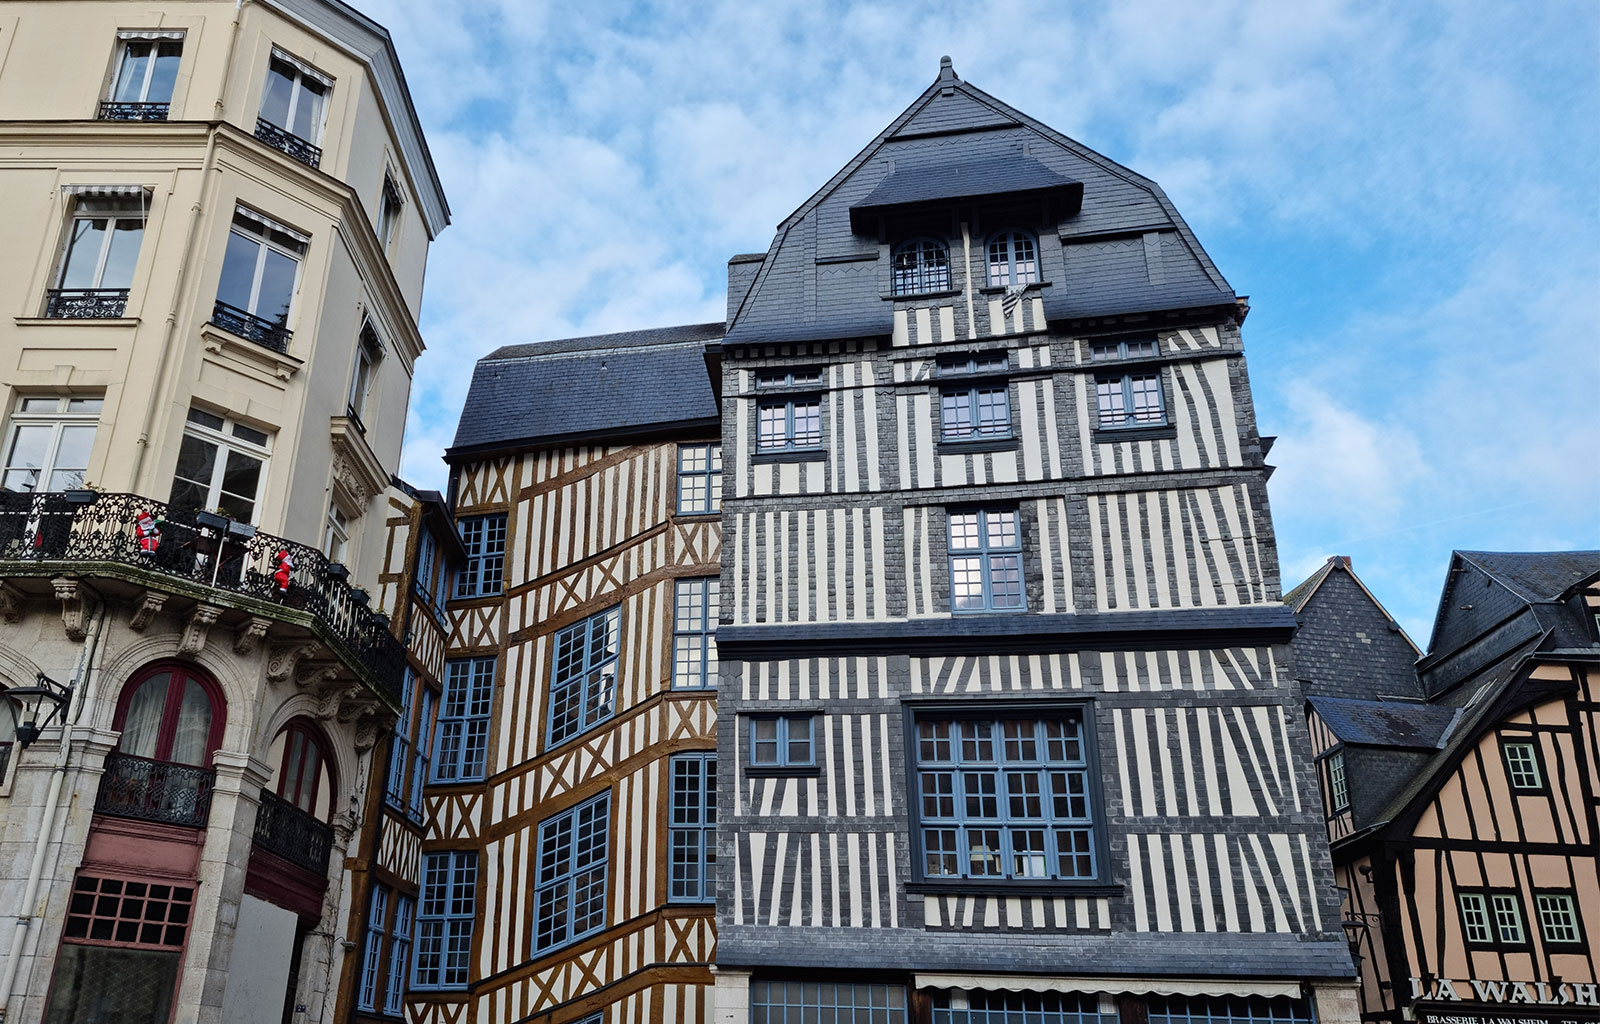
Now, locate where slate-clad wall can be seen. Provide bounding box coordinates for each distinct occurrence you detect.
[1293,569,1422,701]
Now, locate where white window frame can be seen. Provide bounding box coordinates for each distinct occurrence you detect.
[261,50,331,145]
[1327,751,1349,812]
[108,33,184,105]
[2,396,102,493]
[348,322,383,424]
[56,199,146,292]
[221,209,307,322]
[1534,892,1583,946]
[324,500,349,563]
[378,172,403,249]
[171,409,271,522]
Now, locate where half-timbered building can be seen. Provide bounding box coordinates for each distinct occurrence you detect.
[714,56,1356,1024]
[406,327,725,1024]
[1291,552,1600,1024]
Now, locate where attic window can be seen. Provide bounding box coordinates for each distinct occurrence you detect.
[1326,751,1349,812]
[892,237,950,295]
[987,230,1038,288]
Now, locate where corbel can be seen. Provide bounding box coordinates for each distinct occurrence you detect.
[128,590,168,631]
[0,580,24,623]
[50,577,93,641]
[232,616,273,655]
[177,604,222,656]
[266,641,321,683]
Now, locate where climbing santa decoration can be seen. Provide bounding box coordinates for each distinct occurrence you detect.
[134,510,161,557]
[272,548,294,595]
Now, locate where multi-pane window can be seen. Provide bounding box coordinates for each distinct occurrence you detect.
[751,981,907,1024]
[948,508,1024,612]
[1091,337,1160,362]
[409,689,436,816]
[1535,892,1583,947]
[932,991,1101,1024]
[533,792,610,952]
[44,873,195,1024]
[167,408,270,522]
[987,230,1038,287]
[414,528,451,616]
[750,714,814,768]
[1327,751,1349,812]
[892,237,951,294]
[1096,372,1166,428]
[259,52,330,147]
[915,715,1096,881]
[49,196,146,317]
[676,443,722,514]
[1146,996,1313,1024]
[357,885,389,1012]
[455,514,506,598]
[1501,739,1544,791]
[757,398,822,452]
[672,578,719,690]
[433,658,493,783]
[323,502,349,563]
[548,607,621,746]
[1459,890,1529,948]
[348,322,383,424]
[939,352,1011,442]
[216,208,307,335]
[669,754,716,902]
[385,671,416,808]
[105,34,182,118]
[413,852,476,990]
[378,174,404,249]
[384,896,414,1015]
[2,396,100,493]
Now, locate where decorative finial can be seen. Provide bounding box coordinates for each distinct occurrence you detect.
[939,56,956,82]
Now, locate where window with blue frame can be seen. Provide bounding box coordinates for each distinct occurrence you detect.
[413,851,475,990]
[672,577,719,690]
[755,369,823,454]
[414,528,450,616]
[384,671,414,808]
[892,237,951,294]
[547,606,620,747]
[751,980,907,1024]
[939,352,1011,442]
[433,658,493,782]
[408,688,435,818]
[914,714,1097,882]
[931,990,1103,1024]
[1095,372,1166,428]
[533,791,610,952]
[454,513,505,598]
[948,508,1024,612]
[750,714,814,768]
[677,443,722,514]
[668,754,716,902]
[356,884,388,1012]
[1146,995,1312,1024]
[986,230,1038,287]
[1090,337,1159,362]
[383,895,413,1016]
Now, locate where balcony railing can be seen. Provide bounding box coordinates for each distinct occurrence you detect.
[99,100,169,122]
[0,490,404,702]
[211,301,293,354]
[253,790,334,875]
[254,118,322,168]
[45,288,129,319]
[96,751,214,828]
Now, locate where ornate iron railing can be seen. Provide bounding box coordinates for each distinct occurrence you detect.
[253,789,334,875]
[98,100,169,121]
[0,490,404,701]
[254,118,322,168]
[96,751,214,828]
[45,288,129,319]
[211,301,292,353]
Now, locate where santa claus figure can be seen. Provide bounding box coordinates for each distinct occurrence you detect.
[134,510,161,557]
[272,548,294,594]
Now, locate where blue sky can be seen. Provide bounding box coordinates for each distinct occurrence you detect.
[363,0,1599,643]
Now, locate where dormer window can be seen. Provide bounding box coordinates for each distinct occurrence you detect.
[892,238,950,295]
[987,230,1038,287]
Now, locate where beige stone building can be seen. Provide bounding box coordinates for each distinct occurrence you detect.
[0,2,448,1023]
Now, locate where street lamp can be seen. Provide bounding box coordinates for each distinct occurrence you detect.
[0,672,74,748]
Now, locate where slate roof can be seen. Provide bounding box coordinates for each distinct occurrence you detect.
[449,323,723,456]
[1306,696,1458,750]
[1456,550,1600,603]
[848,155,1082,231]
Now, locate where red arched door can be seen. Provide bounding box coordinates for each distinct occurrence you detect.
[113,663,225,766]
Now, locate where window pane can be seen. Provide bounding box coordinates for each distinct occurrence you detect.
[256,248,298,323]
[260,61,295,129]
[169,434,217,509]
[218,449,262,521]
[113,43,153,102]
[147,42,182,104]
[3,424,53,493]
[217,232,260,310]
[60,218,109,289]
[291,78,326,141]
[100,219,145,289]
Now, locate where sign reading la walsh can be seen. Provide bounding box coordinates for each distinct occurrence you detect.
[1411,978,1600,1024]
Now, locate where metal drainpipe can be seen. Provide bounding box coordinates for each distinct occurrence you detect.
[0,600,109,1022]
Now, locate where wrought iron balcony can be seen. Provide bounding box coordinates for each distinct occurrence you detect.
[253,790,334,875]
[96,751,214,828]
[45,288,129,319]
[211,300,292,354]
[98,101,169,122]
[254,118,322,169]
[0,490,405,702]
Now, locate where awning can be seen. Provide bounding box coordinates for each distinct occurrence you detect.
[913,974,1304,1000]
[63,184,152,198]
[117,29,185,40]
[849,155,1083,233]
[270,47,334,89]
[233,205,311,247]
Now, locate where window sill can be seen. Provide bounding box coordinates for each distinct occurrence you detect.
[751,449,826,464]
[14,316,140,328]
[977,282,1051,295]
[937,436,1020,454]
[907,880,1121,898]
[200,323,304,381]
[882,288,962,301]
[745,764,821,778]
[1093,424,1176,442]
[672,511,722,523]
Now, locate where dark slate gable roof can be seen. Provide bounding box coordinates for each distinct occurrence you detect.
[449,323,723,456]
[1457,550,1600,603]
[1422,549,1600,675]
[1306,696,1458,750]
[848,155,1082,232]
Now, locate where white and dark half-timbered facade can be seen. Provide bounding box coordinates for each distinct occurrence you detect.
[714,57,1356,1024]
[406,327,725,1024]
[1291,552,1600,1024]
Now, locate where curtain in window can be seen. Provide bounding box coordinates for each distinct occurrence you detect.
[118,674,169,758]
[168,680,212,766]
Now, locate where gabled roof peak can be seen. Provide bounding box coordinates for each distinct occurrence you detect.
[938,56,958,83]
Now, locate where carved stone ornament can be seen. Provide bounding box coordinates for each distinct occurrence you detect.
[51,577,92,641]
[232,616,272,655]
[266,641,321,683]
[353,714,382,753]
[128,590,168,631]
[330,451,373,508]
[0,580,23,624]
[177,604,222,657]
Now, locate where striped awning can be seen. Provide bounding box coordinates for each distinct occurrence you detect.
[117,29,184,40]
[233,205,311,247]
[63,184,153,198]
[913,975,1304,1000]
[270,47,334,88]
